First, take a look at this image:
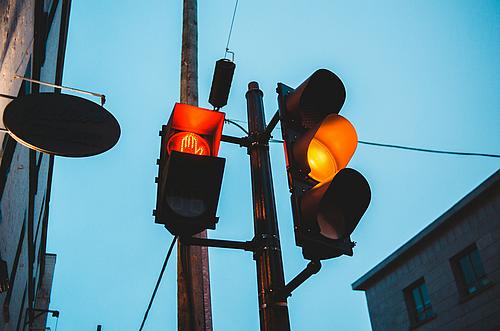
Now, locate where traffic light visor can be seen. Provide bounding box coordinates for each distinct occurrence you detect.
[295,114,358,183]
[317,168,371,238]
[301,168,371,240]
[167,103,225,156]
[285,69,346,127]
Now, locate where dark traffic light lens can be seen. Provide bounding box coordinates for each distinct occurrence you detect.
[167,193,207,218]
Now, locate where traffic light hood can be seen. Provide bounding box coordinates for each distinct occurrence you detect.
[293,114,358,183]
[167,103,225,156]
[317,168,370,237]
[285,69,346,128]
[300,168,371,259]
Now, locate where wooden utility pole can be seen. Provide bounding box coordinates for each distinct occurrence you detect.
[178,0,213,330]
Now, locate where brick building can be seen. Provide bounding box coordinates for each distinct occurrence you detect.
[0,1,71,330]
[352,170,500,330]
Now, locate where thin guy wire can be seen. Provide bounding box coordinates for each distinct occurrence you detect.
[138,236,178,331]
[225,118,249,135]
[226,118,500,159]
[224,0,239,58]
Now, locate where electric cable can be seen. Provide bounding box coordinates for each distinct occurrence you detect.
[225,118,249,135]
[357,140,500,158]
[138,236,178,331]
[224,0,239,60]
[224,117,500,159]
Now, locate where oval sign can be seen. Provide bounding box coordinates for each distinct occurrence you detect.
[3,93,120,157]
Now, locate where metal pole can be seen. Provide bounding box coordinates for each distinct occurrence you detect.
[13,75,106,105]
[246,82,291,331]
[178,0,213,330]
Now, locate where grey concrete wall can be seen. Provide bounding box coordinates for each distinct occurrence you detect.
[365,188,500,331]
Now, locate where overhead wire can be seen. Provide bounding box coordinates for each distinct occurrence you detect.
[223,117,500,159]
[224,0,239,60]
[225,118,248,135]
[356,140,500,158]
[138,236,178,331]
[219,1,497,160]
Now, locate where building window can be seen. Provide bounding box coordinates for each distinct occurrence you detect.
[404,279,435,327]
[451,244,491,297]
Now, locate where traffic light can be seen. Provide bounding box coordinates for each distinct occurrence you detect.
[277,69,371,260]
[154,103,226,236]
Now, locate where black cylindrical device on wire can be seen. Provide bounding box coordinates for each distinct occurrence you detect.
[209,59,236,109]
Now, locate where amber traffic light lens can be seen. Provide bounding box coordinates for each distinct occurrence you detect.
[307,138,337,182]
[305,114,358,182]
[167,132,210,156]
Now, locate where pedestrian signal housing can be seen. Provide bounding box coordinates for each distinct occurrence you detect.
[154,103,226,236]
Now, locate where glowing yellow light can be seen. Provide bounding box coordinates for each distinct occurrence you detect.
[305,114,358,182]
[167,132,210,156]
[307,138,337,182]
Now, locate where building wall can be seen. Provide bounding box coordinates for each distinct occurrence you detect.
[0,0,34,136]
[0,1,69,330]
[32,254,56,331]
[363,186,500,331]
[0,137,55,331]
[0,143,31,331]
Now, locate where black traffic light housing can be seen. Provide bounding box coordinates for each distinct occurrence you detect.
[154,104,226,236]
[277,69,371,260]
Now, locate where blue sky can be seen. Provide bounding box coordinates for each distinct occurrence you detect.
[46,1,499,330]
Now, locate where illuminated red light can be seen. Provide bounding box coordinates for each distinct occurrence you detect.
[166,103,225,157]
[167,132,210,156]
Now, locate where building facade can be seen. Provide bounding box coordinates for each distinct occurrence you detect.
[352,171,500,331]
[0,1,71,330]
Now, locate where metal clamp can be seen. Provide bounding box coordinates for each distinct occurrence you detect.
[252,234,281,260]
